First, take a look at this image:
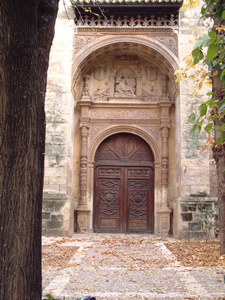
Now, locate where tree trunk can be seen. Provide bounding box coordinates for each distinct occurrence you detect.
[212,74,225,255]
[0,1,59,299]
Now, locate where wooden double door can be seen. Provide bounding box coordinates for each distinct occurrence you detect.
[93,133,154,233]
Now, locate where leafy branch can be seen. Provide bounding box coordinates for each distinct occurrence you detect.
[176,0,225,153]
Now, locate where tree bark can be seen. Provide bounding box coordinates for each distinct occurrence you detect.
[0,1,59,299]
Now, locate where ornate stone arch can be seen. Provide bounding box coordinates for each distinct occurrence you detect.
[73,36,179,75]
[88,125,160,163]
[72,35,179,99]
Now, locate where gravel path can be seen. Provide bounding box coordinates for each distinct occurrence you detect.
[42,234,225,300]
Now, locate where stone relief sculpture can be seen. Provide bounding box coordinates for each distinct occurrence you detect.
[114,67,136,97]
[141,86,160,102]
[91,86,110,102]
[115,75,136,96]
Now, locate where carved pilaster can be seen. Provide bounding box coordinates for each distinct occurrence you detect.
[76,122,90,233]
[77,123,89,210]
[76,81,92,233]
[158,75,172,236]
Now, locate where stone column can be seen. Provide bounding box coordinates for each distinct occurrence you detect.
[76,74,91,233]
[158,75,172,236]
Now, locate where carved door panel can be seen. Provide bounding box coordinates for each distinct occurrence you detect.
[94,133,154,233]
[126,167,154,232]
[94,167,122,232]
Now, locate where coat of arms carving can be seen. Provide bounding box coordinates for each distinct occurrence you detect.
[146,67,158,82]
[94,67,107,81]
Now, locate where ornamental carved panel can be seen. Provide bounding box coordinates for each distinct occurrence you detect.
[90,109,159,119]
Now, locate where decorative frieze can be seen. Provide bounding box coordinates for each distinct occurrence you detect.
[90,109,159,119]
[75,14,179,28]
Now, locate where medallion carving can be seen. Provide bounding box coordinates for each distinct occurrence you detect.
[129,180,148,219]
[74,36,99,51]
[130,190,147,208]
[155,36,178,56]
[101,189,118,207]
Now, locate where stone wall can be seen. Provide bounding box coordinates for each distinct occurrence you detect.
[43,0,74,236]
[172,2,218,238]
[173,196,215,239]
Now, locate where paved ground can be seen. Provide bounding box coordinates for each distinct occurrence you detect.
[42,234,225,300]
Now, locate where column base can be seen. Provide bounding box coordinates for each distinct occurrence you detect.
[76,209,90,233]
[157,207,171,237]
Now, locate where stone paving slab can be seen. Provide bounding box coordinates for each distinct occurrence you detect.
[42,234,225,300]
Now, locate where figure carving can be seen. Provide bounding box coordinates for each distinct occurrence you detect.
[91,86,110,102]
[115,75,136,96]
[114,67,136,96]
[141,86,160,102]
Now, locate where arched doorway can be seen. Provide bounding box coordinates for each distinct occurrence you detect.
[93,133,154,233]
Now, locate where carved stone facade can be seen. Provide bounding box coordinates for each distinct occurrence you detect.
[43,0,217,238]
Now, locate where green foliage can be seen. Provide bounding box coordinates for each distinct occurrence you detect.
[195,208,219,240]
[187,139,199,153]
[185,0,225,153]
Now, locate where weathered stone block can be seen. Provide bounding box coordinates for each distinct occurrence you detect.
[42,212,51,219]
[44,220,63,230]
[181,213,193,222]
[51,214,64,221]
[181,204,188,212]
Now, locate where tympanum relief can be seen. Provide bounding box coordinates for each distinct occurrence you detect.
[85,55,170,104]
